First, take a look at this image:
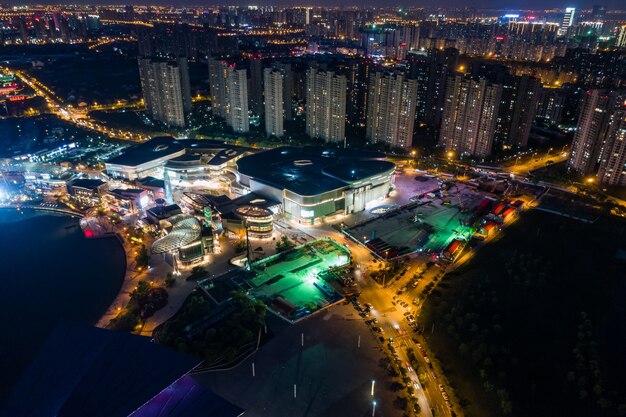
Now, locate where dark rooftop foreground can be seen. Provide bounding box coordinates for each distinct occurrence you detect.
[1,321,243,417]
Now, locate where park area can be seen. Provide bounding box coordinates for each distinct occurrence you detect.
[421,209,626,417]
[346,181,483,259]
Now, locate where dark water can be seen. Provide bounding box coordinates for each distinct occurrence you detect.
[0,209,126,403]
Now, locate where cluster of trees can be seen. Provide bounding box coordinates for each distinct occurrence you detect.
[109,280,168,332]
[160,291,266,366]
[235,240,247,254]
[425,206,626,417]
[565,312,614,411]
[434,251,551,415]
[406,347,429,390]
[369,260,407,285]
[379,343,420,417]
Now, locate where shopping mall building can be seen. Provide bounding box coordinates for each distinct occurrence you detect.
[236,147,396,224]
[106,138,396,224]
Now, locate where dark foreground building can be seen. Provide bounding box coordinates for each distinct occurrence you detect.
[1,321,244,417]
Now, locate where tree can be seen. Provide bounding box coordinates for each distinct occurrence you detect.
[276,235,295,253]
[393,396,408,410]
[109,310,140,331]
[189,266,206,279]
[135,244,150,267]
[235,240,247,254]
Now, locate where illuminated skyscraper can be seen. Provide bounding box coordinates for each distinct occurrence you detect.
[248,56,264,116]
[558,7,576,36]
[597,107,626,186]
[208,57,249,133]
[495,75,541,149]
[226,66,249,134]
[208,56,229,119]
[617,26,626,48]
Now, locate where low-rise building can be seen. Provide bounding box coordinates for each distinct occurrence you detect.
[66,178,105,207]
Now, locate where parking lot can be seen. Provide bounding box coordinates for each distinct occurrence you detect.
[346,181,484,259]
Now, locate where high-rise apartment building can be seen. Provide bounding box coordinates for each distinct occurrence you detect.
[617,26,626,48]
[495,75,541,149]
[270,61,294,121]
[365,72,418,150]
[305,69,347,144]
[138,57,191,128]
[409,48,459,127]
[208,56,229,119]
[227,66,250,133]
[439,75,503,158]
[591,5,606,21]
[264,68,284,137]
[568,90,621,175]
[597,107,626,186]
[407,51,429,122]
[248,56,264,116]
[208,56,250,133]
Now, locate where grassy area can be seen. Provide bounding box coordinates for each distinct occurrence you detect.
[421,210,626,417]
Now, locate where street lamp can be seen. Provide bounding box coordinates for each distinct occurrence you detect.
[585,177,595,184]
[372,400,377,417]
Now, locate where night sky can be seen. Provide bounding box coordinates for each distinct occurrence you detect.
[6,0,626,11]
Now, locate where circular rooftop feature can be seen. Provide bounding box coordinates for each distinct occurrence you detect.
[235,205,273,220]
[293,160,314,167]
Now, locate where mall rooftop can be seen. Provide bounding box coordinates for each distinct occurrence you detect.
[236,146,395,196]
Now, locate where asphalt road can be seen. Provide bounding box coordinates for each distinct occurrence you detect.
[501,148,569,176]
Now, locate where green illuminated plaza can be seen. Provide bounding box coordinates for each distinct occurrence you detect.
[246,239,350,322]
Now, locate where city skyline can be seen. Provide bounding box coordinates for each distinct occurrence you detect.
[0,2,625,417]
[4,1,626,8]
